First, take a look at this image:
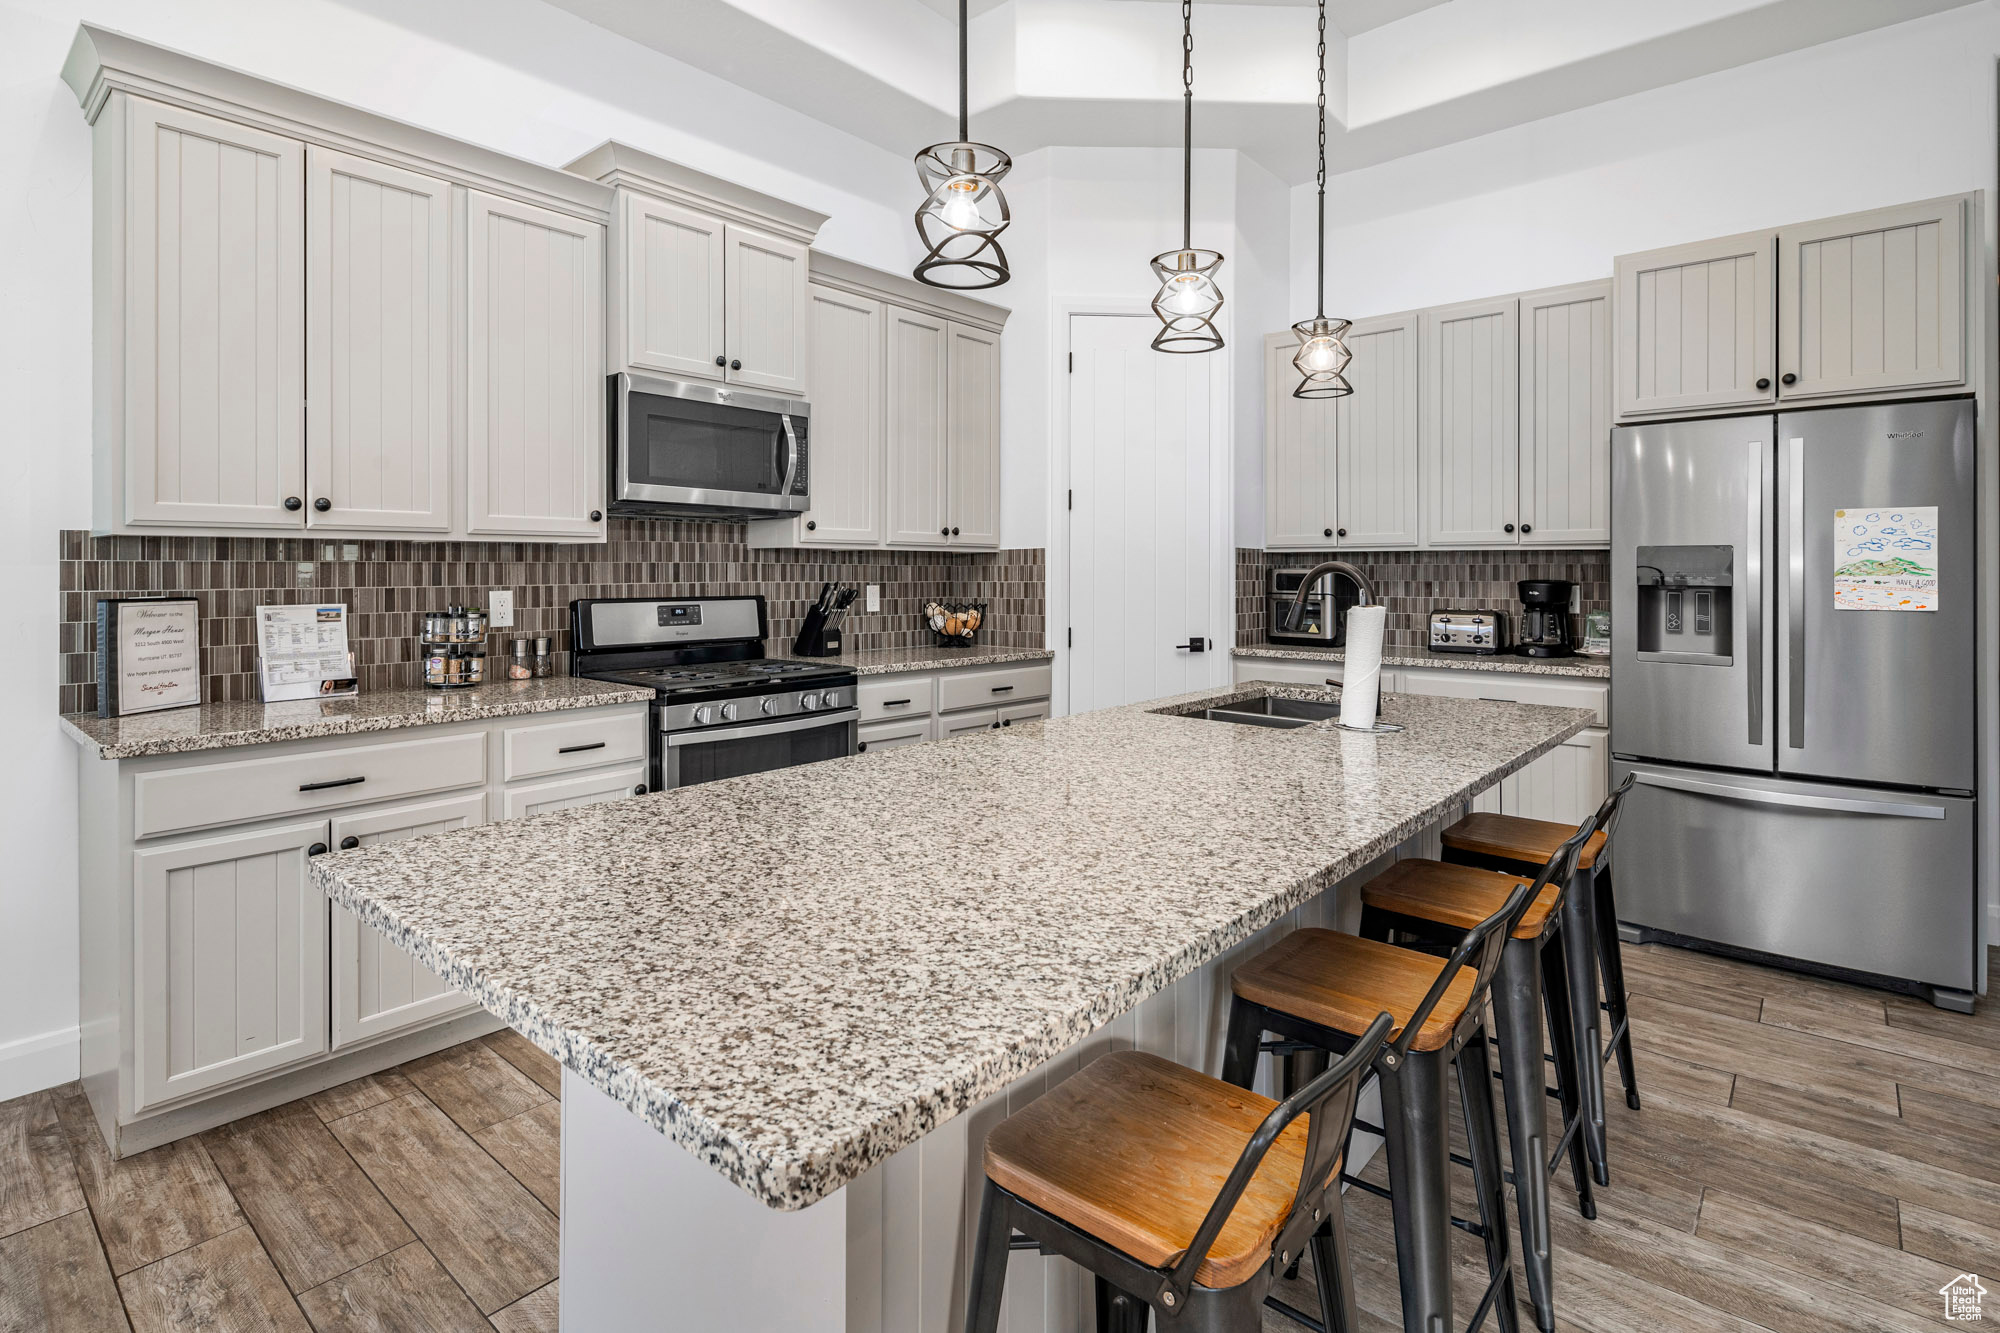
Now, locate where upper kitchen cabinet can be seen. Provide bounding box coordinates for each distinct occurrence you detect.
[1335,312,1421,548]
[1613,230,1774,420]
[1776,194,1971,402]
[1262,332,1338,550]
[1519,281,1612,546]
[464,192,606,539]
[748,254,1008,551]
[65,25,615,542]
[1421,296,1520,547]
[569,142,825,397]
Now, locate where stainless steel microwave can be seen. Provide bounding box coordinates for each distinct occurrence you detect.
[610,372,810,518]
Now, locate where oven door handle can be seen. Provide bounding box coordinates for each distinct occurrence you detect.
[665,709,858,747]
[779,415,801,497]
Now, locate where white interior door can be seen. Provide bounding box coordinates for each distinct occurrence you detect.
[1066,314,1227,714]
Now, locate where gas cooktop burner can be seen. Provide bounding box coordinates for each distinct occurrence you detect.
[599,658,849,693]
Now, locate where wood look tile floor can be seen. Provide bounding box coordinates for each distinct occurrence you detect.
[0,946,1994,1331]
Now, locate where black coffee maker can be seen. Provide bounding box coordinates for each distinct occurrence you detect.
[1516,579,1576,657]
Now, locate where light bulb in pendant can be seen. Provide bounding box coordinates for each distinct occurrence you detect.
[1290,316,1354,398]
[939,177,983,231]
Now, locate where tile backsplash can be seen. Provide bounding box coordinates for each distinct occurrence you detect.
[1238,547,1610,649]
[60,524,1045,713]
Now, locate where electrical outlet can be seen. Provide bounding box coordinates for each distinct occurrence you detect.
[865,584,880,613]
[489,590,514,628]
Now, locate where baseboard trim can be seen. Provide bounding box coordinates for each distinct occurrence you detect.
[0,1026,81,1102]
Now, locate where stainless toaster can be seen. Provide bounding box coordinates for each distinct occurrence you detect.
[1428,609,1511,655]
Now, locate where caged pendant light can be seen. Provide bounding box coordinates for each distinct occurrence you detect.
[913,0,1012,289]
[1291,0,1353,397]
[1149,0,1224,353]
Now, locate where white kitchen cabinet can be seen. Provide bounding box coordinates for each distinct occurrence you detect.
[1422,297,1520,547]
[858,716,934,752]
[1613,229,1775,419]
[1337,312,1421,548]
[1777,194,1969,402]
[997,701,1050,726]
[885,304,952,546]
[724,224,810,395]
[947,321,1003,548]
[132,820,330,1110]
[502,764,648,821]
[616,192,726,382]
[328,793,486,1050]
[1519,281,1612,546]
[941,708,1001,740]
[117,100,306,530]
[1499,728,1609,826]
[793,285,886,545]
[1263,333,1338,549]
[465,190,606,539]
[305,148,452,532]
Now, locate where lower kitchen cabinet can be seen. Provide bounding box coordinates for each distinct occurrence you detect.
[1498,725,1608,824]
[940,708,1000,739]
[998,700,1050,726]
[858,716,933,751]
[501,763,648,819]
[853,662,1053,751]
[328,793,487,1051]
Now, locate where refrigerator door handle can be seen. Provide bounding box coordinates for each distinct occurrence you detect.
[1745,441,1764,746]
[1632,771,1947,819]
[1785,435,1806,750]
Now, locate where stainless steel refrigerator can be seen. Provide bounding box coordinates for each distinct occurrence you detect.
[1610,398,1978,1009]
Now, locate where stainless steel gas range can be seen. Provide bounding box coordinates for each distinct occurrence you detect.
[570,596,857,791]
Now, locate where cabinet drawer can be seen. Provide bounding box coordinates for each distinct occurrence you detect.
[502,765,648,821]
[859,716,933,751]
[134,732,488,839]
[939,708,999,740]
[501,707,648,782]
[858,676,936,723]
[997,701,1049,727]
[1395,669,1608,726]
[937,663,1052,714]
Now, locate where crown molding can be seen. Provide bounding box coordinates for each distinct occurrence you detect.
[809,251,1011,332]
[564,140,828,245]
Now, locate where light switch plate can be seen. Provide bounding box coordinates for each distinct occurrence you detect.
[489,590,514,628]
[866,584,880,613]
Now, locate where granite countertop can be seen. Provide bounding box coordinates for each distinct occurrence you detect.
[309,680,1593,1212]
[771,644,1055,675]
[59,677,657,760]
[1235,642,1611,680]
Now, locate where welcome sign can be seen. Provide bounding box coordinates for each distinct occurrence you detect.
[96,598,201,717]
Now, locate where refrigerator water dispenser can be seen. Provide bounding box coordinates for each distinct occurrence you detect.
[1635,545,1733,663]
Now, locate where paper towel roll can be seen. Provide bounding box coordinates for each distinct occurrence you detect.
[1339,604,1388,731]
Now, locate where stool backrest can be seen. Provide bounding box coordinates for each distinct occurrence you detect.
[1588,773,1637,877]
[1162,1011,1392,1310]
[1393,812,1603,1059]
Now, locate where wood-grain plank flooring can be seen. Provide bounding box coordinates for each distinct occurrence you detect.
[3,944,1996,1331]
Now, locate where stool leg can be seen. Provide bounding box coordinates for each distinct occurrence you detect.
[1594,869,1641,1111]
[1456,1031,1521,1333]
[1221,996,1265,1090]
[1557,867,1610,1187]
[1493,938,1555,1331]
[1359,903,1394,942]
[1313,1191,1363,1333]
[1092,1276,1150,1333]
[1380,1051,1453,1333]
[964,1181,1011,1333]
[1539,927,1596,1221]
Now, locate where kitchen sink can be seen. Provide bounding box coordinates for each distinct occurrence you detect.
[1201,694,1340,728]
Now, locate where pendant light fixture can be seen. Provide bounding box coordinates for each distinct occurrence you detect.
[913,0,1011,289]
[1291,0,1353,397]
[1150,0,1224,353]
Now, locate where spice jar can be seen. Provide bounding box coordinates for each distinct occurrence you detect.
[530,636,554,678]
[420,606,487,644]
[422,643,486,689]
[508,640,534,681]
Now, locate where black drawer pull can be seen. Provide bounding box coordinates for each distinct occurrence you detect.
[558,741,607,755]
[990,685,1014,694]
[883,698,913,707]
[299,776,366,793]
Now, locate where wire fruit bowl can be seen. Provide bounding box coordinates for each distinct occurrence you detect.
[924,600,986,646]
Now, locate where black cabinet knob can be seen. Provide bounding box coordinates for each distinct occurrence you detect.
[283,496,302,511]
[730,359,742,371]
[313,497,332,512]
[857,741,868,752]
[715,355,726,366]
[950,526,960,536]
[633,784,647,796]
[1336,528,1346,538]
[806,520,817,530]
[1504,523,1516,533]
[308,842,329,857]
[940,527,949,537]
[1756,377,1771,390]
[590,510,603,522]
[339,836,360,850]
[1001,718,1012,727]
[1323,528,1333,538]
[1781,372,1797,385]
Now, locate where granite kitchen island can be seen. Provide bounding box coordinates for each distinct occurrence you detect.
[308,682,1594,1331]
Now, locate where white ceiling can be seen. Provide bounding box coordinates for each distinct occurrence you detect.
[544,0,1982,181]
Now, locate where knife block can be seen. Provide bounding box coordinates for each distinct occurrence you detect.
[791,607,844,657]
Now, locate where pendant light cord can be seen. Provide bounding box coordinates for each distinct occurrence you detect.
[1181,0,1194,249]
[1315,0,1327,319]
[958,0,970,142]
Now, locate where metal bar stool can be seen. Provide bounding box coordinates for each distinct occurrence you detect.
[1439,776,1639,1188]
[1219,824,1595,1333]
[965,1012,1392,1333]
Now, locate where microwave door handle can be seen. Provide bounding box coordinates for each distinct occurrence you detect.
[779,415,800,495]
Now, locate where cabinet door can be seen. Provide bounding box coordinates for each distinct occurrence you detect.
[1336,312,1421,548]
[885,305,951,545]
[939,708,999,739]
[619,192,725,381]
[1777,195,1967,402]
[1614,230,1774,418]
[997,701,1049,726]
[1499,728,1609,826]
[123,100,305,529]
[133,820,330,1110]
[466,192,606,539]
[305,149,451,532]
[947,321,1002,547]
[328,793,486,1051]
[1519,281,1611,546]
[858,716,933,752]
[798,285,885,546]
[1422,297,1520,547]
[1264,333,1338,549]
[502,765,647,820]
[724,224,809,395]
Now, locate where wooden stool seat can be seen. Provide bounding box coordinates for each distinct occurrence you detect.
[1229,928,1475,1053]
[1443,811,1607,871]
[1361,859,1556,940]
[983,1050,1327,1289]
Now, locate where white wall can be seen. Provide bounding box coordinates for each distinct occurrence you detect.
[0,0,928,1100]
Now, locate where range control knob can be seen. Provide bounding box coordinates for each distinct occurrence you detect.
[760,697,778,716]
[821,691,842,709]
[719,702,738,722]
[693,705,714,725]
[799,693,820,712]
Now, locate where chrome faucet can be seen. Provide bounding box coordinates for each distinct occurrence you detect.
[1281,560,1376,635]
